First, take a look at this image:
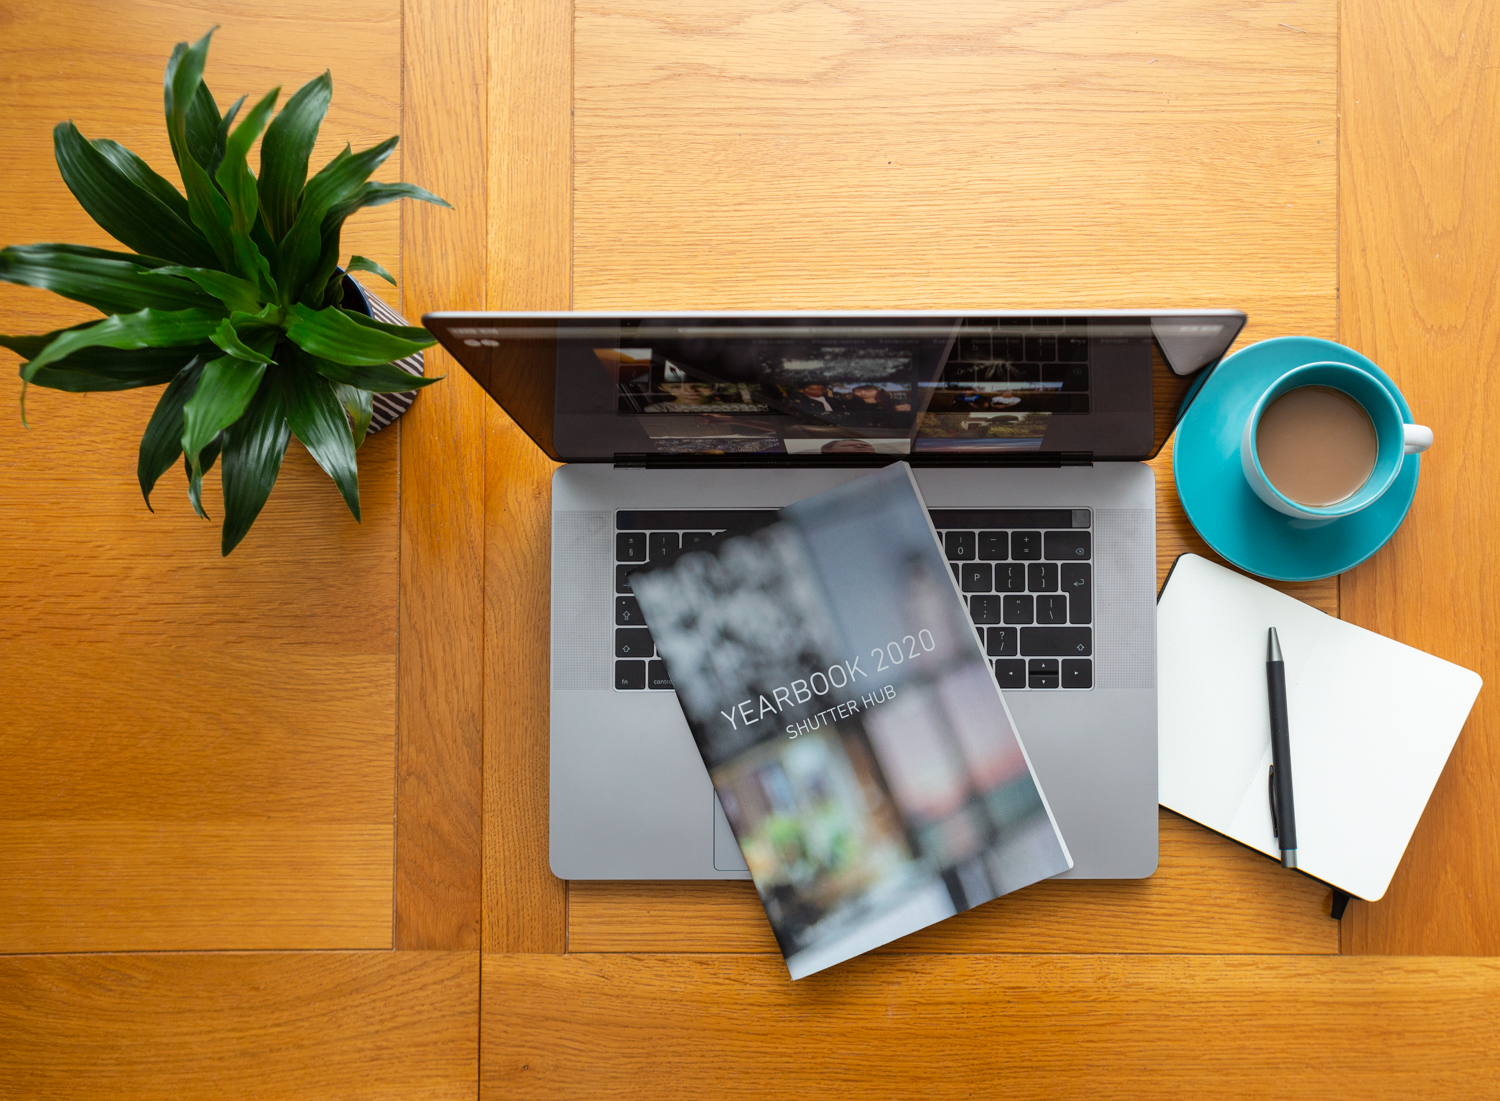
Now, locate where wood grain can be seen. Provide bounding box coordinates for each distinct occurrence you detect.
[0,0,402,953]
[572,0,1337,339]
[568,811,1337,954]
[481,0,572,953]
[483,952,1500,1100]
[1337,0,1500,953]
[395,0,490,950]
[0,951,478,1100]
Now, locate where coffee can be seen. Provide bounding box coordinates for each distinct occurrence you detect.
[1255,385,1378,507]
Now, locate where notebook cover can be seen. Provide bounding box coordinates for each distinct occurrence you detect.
[1158,553,1482,901]
[629,462,1072,979]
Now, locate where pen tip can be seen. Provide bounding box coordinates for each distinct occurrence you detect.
[1268,627,1283,663]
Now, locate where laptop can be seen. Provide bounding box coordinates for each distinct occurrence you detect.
[424,310,1246,880]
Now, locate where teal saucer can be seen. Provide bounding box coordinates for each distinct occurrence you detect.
[1172,336,1420,582]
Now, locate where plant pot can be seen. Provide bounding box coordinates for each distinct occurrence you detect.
[339,273,424,436]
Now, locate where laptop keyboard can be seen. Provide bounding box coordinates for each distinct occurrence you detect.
[613,507,1093,693]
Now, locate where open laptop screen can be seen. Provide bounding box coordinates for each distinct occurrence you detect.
[424,311,1245,464]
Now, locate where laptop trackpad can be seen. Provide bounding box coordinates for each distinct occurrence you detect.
[713,794,749,871]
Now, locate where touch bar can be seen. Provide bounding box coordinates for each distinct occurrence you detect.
[927,509,1090,530]
[615,510,780,531]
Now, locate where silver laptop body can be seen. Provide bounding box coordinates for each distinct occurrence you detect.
[425,310,1246,880]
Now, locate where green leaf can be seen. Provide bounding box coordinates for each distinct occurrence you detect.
[90,139,192,223]
[147,265,263,313]
[214,86,281,297]
[283,302,432,366]
[309,182,448,306]
[303,352,436,394]
[278,137,398,301]
[332,381,374,448]
[186,77,225,174]
[138,357,206,508]
[336,308,433,344]
[219,362,292,555]
[214,94,247,171]
[340,181,451,212]
[18,308,224,378]
[185,431,225,518]
[0,244,219,314]
[2,327,210,377]
[258,72,332,241]
[181,353,268,481]
[164,29,269,284]
[284,353,360,520]
[25,363,183,392]
[53,122,218,267]
[345,255,395,286]
[210,317,276,364]
[163,29,215,173]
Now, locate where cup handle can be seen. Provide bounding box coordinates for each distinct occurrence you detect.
[1404,424,1434,455]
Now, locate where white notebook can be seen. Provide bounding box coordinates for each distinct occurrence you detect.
[1158,554,1481,901]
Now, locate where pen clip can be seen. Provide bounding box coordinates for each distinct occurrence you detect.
[1268,764,1280,840]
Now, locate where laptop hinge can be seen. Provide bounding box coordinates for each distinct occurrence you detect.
[610,451,1096,469]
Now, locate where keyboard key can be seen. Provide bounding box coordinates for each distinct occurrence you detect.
[977,531,1008,560]
[1011,531,1042,560]
[1020,626,1093,657]
[1062,563,1092,623]
[1058,336,1089,363]
[647,660,674,690]
[961,562,993,593]
[1036,594,1068,624]
[970,595,1004,624]
[1003,595,1034,624]
[1025,335,1056,362]
[614,660,646,690]
[986,626,1018,657]
[616,564,640,594]
[996,563,1026,592]
[944,531,976,560]
[616,531,647,562]
[648,532,680,561]
[1028,658,1060,689]
[1044,531,1091,561]
[681,530,714,549]
[1027,562,1058,592]
[994,659,1026,689]
[616,596,644,626]
[1062,658,1093,689]
[615,627,654,658]
[950,562,960,583]
[996,336,1023,361]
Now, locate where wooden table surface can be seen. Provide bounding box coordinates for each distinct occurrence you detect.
[2,0,1498,1096]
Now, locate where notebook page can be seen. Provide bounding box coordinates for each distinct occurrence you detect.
[1160,555,1481,901]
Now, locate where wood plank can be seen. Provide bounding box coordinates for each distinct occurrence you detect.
[0,951,477,1100]
[567,811,1337,954]
[482,0,572,953]
[572,0,1336,339]
[396,0,491,950]
[0,0,402,953]
[1337,0,1500,953]
[483,952,1500,1100]
[0,643,393,951]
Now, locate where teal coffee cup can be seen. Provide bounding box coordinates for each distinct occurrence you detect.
[1239,361,1432,521]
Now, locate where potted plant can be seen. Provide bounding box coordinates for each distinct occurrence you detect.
[0,28,448,554]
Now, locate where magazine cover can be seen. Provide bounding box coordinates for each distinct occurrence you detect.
[628,463,1072,979]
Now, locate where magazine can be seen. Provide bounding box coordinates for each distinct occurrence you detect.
[628,463,1072,979]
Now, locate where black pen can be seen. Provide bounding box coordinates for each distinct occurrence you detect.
[1266,627,1298,869]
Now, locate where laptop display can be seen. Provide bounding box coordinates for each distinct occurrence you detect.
[424,311,1246,465]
